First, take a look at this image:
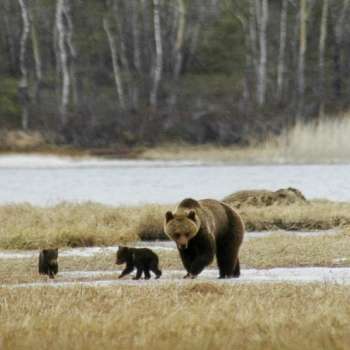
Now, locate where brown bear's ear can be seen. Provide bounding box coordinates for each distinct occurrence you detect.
[187,210,196,222]
[165,211,174,222]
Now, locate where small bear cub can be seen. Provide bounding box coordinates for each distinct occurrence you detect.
[116,246,162,280]
[39,248,58,279]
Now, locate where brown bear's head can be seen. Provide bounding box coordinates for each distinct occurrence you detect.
[163,210,200,250]
[43,248,58,267]
[116,246,129,264]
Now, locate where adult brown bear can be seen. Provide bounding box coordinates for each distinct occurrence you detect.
[164,198,244,279]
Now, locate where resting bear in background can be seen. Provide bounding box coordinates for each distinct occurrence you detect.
[116,246,162,280]
[39,248,58,279]
[164,198,245,279]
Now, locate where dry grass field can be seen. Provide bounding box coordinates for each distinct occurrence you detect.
[1,200,350,250]
[1,283,350,350]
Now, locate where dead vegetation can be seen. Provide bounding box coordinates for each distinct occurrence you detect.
[223,187,307,208]
[1,283,350,350]
[1,199,350,249]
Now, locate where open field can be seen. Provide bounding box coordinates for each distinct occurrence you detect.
[1,283,350,350]
[1,200,350,250]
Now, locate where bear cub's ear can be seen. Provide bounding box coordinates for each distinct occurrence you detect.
[187,210,196,221]
[165,211,174,222]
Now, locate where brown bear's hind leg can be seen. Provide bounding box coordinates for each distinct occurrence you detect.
[144,268,151,280]
[216,234,237,278]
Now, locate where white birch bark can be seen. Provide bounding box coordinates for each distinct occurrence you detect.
[103,15,126,110]
[150,0,163,108]
[62,1,78,107]
[30,1,43,103]
[18,0,30,130]
[257,0,268,106]
[276,0,288,100]
[55,0,70,124]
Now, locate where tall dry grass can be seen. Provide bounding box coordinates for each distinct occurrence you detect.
[275,115,350,163]
[1,283,350,350]
[141,113,350,163]
[1,200,350,250]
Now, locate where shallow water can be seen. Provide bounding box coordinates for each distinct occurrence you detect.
[3,267,350,289]
[1,155,350,205]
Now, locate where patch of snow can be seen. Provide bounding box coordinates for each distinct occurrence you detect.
[3,267,350,289]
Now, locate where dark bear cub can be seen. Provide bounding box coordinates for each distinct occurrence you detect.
[116,246,162,280]
[39,248,58,279]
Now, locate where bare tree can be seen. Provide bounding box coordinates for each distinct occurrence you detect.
[103,13,126,110]
[62,1,78,107]
[297,0,307,116]
[150,0,163,108]
[170,0,186,106]
[30,0,43,103]
[331,0,350,98]
[276,0,288,100]
[55,0,70,125]
[18,0,30,130]
[256,0,268,106]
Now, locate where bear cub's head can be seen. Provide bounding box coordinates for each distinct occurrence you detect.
[116,246,129,264]
[164,210,200,250]
[42,248,58,267]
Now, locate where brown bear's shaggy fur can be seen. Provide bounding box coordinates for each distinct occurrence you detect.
[116,246,162,280]
[164,198,245,279]
[38,248,58,279]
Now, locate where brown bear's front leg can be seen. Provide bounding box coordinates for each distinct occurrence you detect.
[189,255,213,277]
[119,265,134,278]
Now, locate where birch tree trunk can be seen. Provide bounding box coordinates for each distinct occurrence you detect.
[276,0,288,100]
[256,0,268,106]
[103,15,126,110]
[332,0,349,98]
[170,0,186,106]
[18,0,30,130]
[130,0,141,109]
[150,0,163,108]
[318,0,329,116]
[55,0,70,125]
[249,0,258,84]
[62,1,78,108]
[173,0,186,80]
[30,2,43,104]
[297,0,307,116]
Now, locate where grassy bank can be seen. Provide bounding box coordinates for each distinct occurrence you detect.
[2,114,350,163]
[1,283,350,349]
[141,114,350,164]
[1,200,350,250]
